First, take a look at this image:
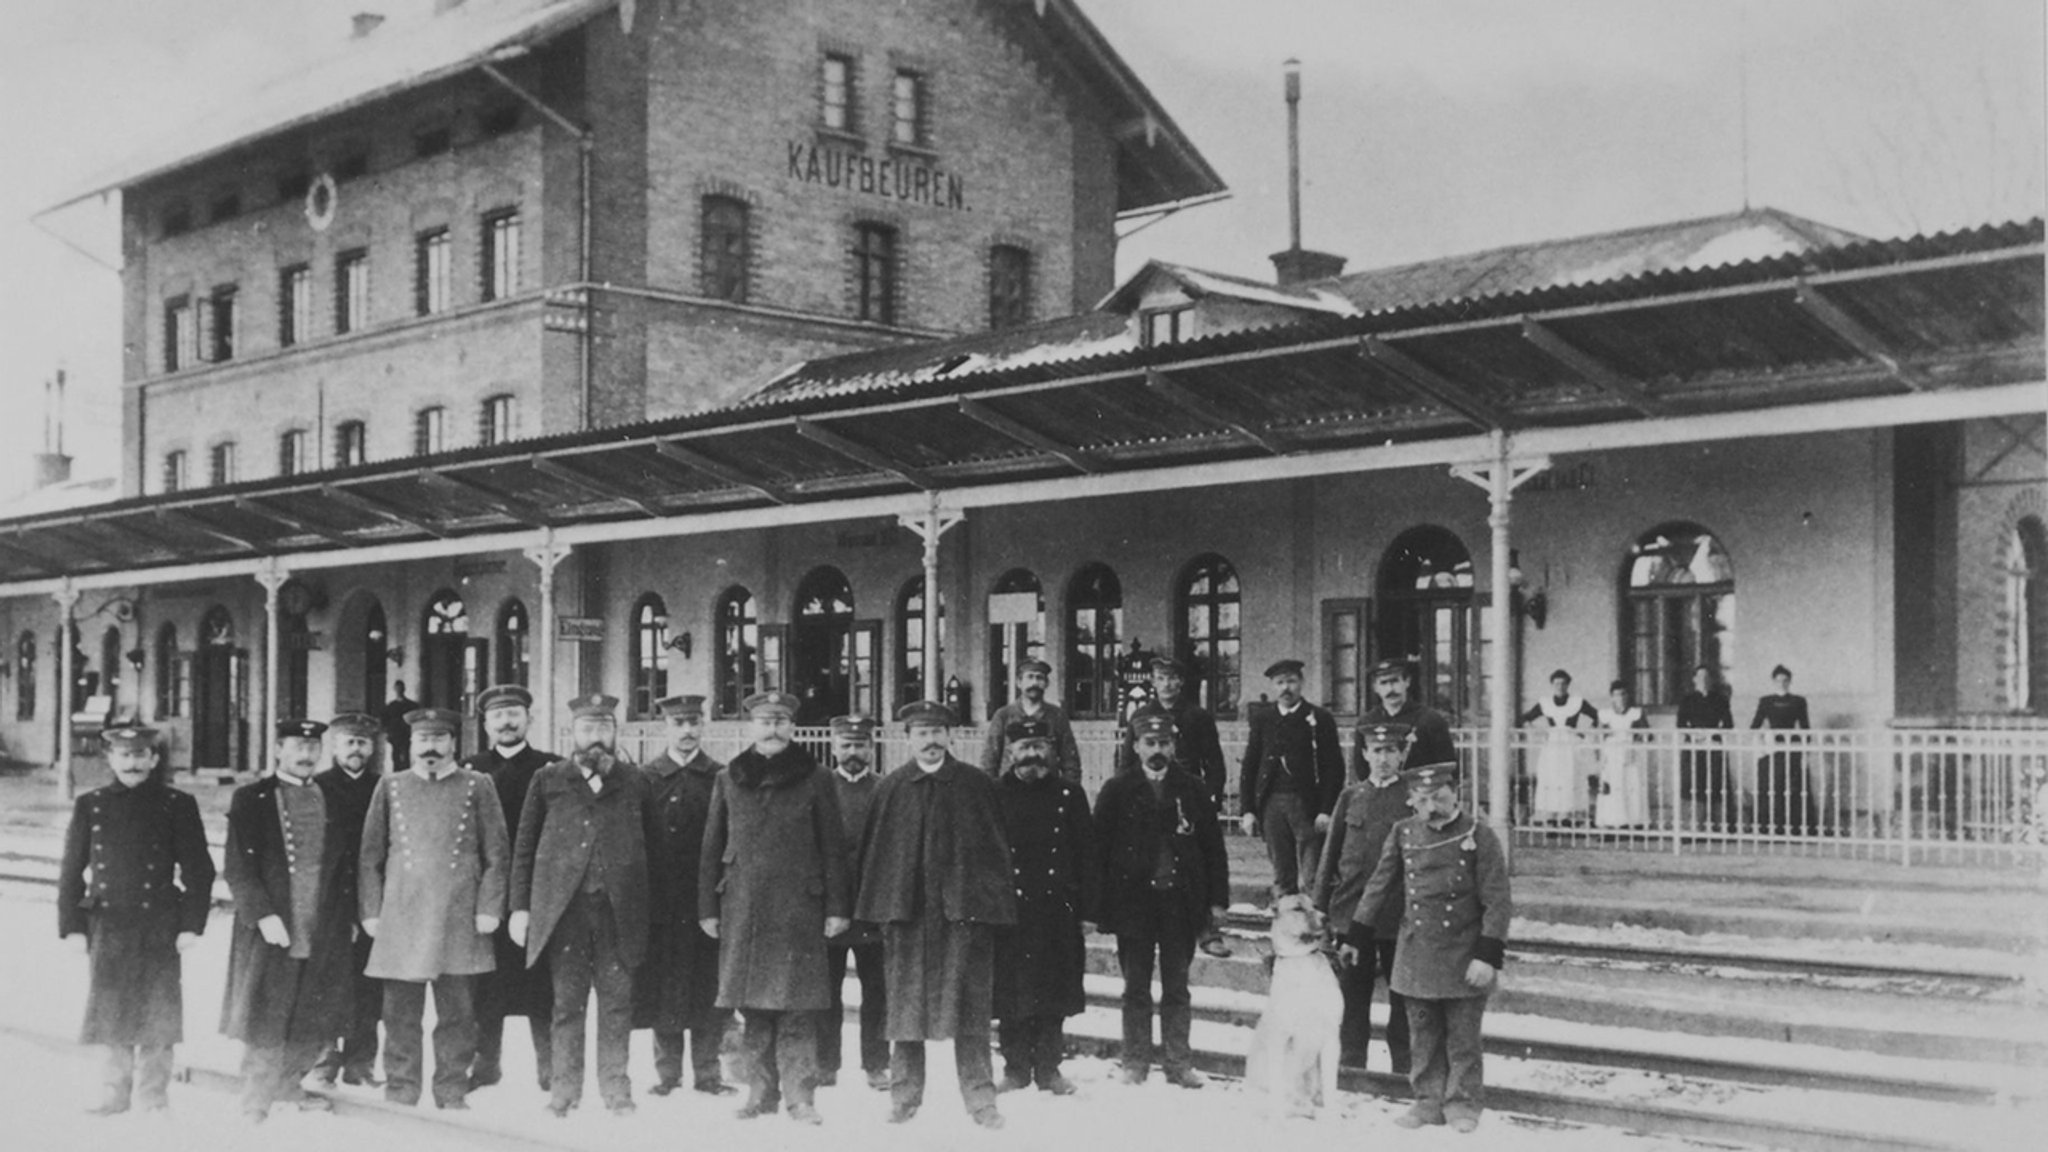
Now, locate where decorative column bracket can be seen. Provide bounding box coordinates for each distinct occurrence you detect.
[524,534,573,740]
[1448,455,1552,496]
[256,560,289,779]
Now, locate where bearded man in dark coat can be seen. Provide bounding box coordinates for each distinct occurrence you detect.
[855,700,1016,1130]
[634,693,733,1096]
[311,712,385,1088]
[59,725,216,1116]
[465,684,556,1093]
[699,690,852,1126]
[992,716,1096,1098]
[819,712,889,1091]
[221,721,360,1121]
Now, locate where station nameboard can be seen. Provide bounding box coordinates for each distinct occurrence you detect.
[787,140,969,211]
[557,616,606,642]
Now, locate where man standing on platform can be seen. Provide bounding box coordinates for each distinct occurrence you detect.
[992,716,1095,1097]
[510,694,654,1118]
[1360,658,1457,771]
[857,700,1016,1129]
[311,712,386,1089]
[979,658,1082,782]
[1313,721,1413,1074]
[380,680,418,772]
[819,713,890,1091]
[465,685,555,1093]
[635,693,734,1097]
[1239,658,1345,897]
[359,707,509,1111]
[221,720,360,1122]
[1094,712,1227,1088]
[700,691,852,1126]
[1341,759,1511,1133]
[1120,656,1228,800]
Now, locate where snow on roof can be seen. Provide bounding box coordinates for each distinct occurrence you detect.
[737,313,1137,409]
[1097,260,1359,317]
[0,475,120,518]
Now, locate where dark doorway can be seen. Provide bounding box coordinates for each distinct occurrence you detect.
[421,589,469,711]
[792,567,855,724]
[192,606,243,770]
[1377,526,1478,718]
[361,600,388,712]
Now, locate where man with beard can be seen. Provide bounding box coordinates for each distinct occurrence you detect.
[1359,658,1456,772]
[511,694,655,1117]
[1095,713,1227,1088]
[818,713,889,1091]
[992,716,1095,1097]
[856,700,1016,1130]
[221,720,360,1122]
[464,685,556,1093]
[1239,658,1345,898]
[310,713,385,1089]
[359,707,509,1110]
[1313,721,1414,1074]
[978,658,1081,782]
[700,691,851,1126]
[634,693,734,1097]
[59,726,215,1116]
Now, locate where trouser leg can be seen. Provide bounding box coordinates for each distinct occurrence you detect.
[741,1011,782,1109]
[428,974,477,1106]
[1033,1016,1067,1085]
[1405,997,1449,1121]
[1441,996,1488,1123]
[773,1011,818,1108]
[1377,939,1411,1073]
[956,1013,996,1114]
[241,1044,286,1114]
[997,1018,1031,1082]
[852,943,889,1073]
[890,1040,926,1110]
[589,901,635,1107]
[691,1013,730,1086]
[547,894,597,1109]
[1337,950,1373,1062]
[1114,928,1158,1072]
[133,1044,173,1109]
[653,1030,685,1086]
[820,943,849,1076]
[316,933,380,1077]
[100,1045,134,1111]
[471,971,504,1082]
[381,981,425,1105]
[1156,901,1197,1074]
[1262,793,1302,894]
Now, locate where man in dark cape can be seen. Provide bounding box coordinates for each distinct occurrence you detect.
[310,712,385,1088]
[465,684,556,1092]
[854,700,1016,1130]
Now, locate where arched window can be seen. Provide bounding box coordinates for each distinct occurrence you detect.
[496,599,530,688]
[700,196,750,302]
[15,631,36,721]
[1621,523,1734,707]
[420,590,469,711]
[630,593,669,719]
[1066,563,1123,719]
[362,600,388,709]
[986,568,1045,716]
[100,626,124,715]
[895,578,946,711]
[716,587,759,719]
[1378,526,1477,717]
[2003,517,2048,712]
[1176,554,1242,716]
[794,566,870,720]
[154,623,186,719]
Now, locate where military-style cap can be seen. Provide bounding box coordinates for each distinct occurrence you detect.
[830,713,877,740]
[1017,658,1053,676]
[328,712,381,738]
[1129,711,1176,740]
[101,725,159,752]
[1367,657,1414,681]
[1357,720,1414,748]
[405,707,463,735]
[1548,668,1573,683]
[656,694,706,720]
[476,684,533,714]
[1264,658,1306,678]
[1400,759,1460,791]
[1148,655,1185,676]
[567,693,620,720]
[1608,678,1628,693]
[276,719,328,741]
[896,699,958,728]
[1004,716,1052,743]
[743,690,800,718]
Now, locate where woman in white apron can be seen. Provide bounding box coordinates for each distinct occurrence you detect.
[1595,679,1650,827]
[1520,669,1598,823]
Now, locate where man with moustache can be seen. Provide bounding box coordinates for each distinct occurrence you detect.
[221,720,360,1122]
[1119,657,1227,800]
[635,693,734,1097]
[992,716,1096,1097]
[1359,658,1457,772]
[700,691,852,1126]
[818,713,890,1091]
[856,700,1016,1130]
[1313,721,1415,1073]
[510,694,655,1117]
[311,712,386,1089]
[359,708,510,1110]
[1239,658,1345,897]
[1094,713,1228,1088]
[978,658,1081,782]
[465,685,556,1093]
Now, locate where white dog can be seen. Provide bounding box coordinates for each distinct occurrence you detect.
[1244,894,1344,1118]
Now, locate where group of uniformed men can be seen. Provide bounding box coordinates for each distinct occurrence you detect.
[57,648,1509,1133]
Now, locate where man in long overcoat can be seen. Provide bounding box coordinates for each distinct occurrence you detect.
[1096,712,1228,1088]
[311,712,385,1088]
[465,684,556,1092]
[634,693,733,1096]
[511,693,655,1117]
[699,690,851,1125]
[221,720,360,1121]
[819,712,888,1091]
[1313,720,1413,1073]
[855,700,1016,1130]
[992,715,1095,1097]
[359,707,509,1110]
[1239,658,1345,898]
[58,725,215,1116]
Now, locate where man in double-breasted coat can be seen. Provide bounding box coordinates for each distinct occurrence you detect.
[58,725,216,1116]
[1313,720,1414,1073]
[1342,759,1511,1134]
[359,707,509,1110]
[699,691,851,1126]
[856,700,1016,1130]
[819,712,888,1091]
[992,715,1096,1097]
[221,720,360,1121]
[311,712,385,1088]
[510,693,655,1117]
[465,684,557,1093]
[634,693,733,1096]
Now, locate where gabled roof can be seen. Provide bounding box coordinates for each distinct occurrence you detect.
[1097,260,1360,317]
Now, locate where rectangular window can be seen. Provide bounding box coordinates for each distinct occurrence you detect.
[335,249,368,334]
[891,69,926,146]
[481,210,520,301]
[821,52,854,131]
[278,429,310,476]
[989,245,1030,331]
[209,441,238,487]
[163,296,193,372]
[161,450,187,494]
[700,197,750,302]
[279,265,312,347]
[480,394,516,446]
[334,420,367,468]
[414,407,446,456]
[759,625,788,695]
[415,228,451,315]
[847,620,881,720]
[203,285,237,362]
[1142,305,1191,347]
[1322,598,1372,718]
[853,223,897,325]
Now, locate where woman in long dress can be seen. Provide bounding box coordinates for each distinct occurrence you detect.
[1676,665,1734,831]
[1750,664,1816,836]
[1520,669,1598,823]
[1595,679,1650,828]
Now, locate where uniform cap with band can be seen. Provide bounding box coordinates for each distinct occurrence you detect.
[405,707,463,735]
[656,694,706,720]
[476,684,534,714]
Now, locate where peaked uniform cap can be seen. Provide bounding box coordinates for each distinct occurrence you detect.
[276,719,328,740]
[404,707,463,735]
[476,684,534,713]
[896,699,958,728]
[327,712,381,737]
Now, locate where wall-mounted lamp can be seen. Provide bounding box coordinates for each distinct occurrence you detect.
[385,646,406,666]
[664,631,693,659]
[125,647,146,672]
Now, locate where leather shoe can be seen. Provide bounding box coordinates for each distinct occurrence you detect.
[1394,1106,1446,1129]
[693,1079,737,1096]
[436,1099,471,1111]
[1039,1073,1078,1096]
[296,1095,334,1113]
[815,1070,838,1087]
[735,1097,777,1120]
[865,1069,892,1091]
[310,1068,338,1088]
[1119,1066,1148,1085]
[1163,1066,1205,1089]
[466,1069,501,1092]
[786,1102,823,1125]
[997,1070,1033,1093]
[971,1106,1005,1130]
[546,1103,571,1118]
[608,1101,637,1118]
[887,1102,919,1123]
[1450,1116,1479,1133]
[648,1078,679,1097]
[341,1067,382,1087]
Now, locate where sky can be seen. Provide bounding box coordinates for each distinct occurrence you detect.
[0,0,2040,499]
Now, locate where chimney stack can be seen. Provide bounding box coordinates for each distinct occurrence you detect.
[1268,59,1348,286]
[351,13,385,39]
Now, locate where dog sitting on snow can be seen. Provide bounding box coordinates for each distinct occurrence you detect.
[1244,894,1344,1117]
